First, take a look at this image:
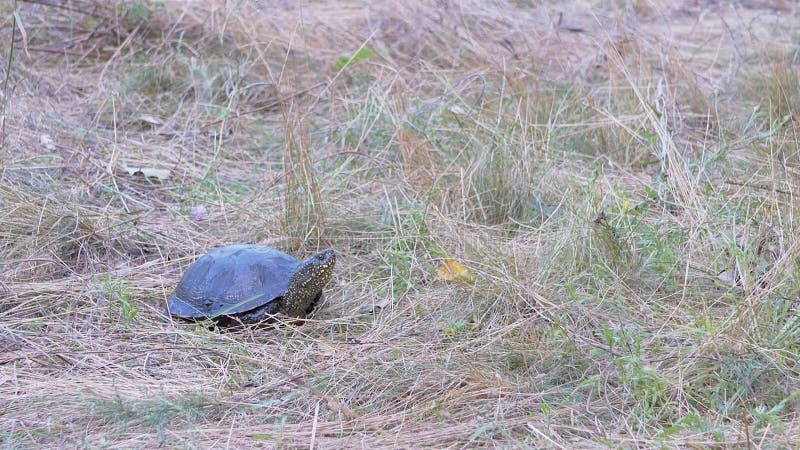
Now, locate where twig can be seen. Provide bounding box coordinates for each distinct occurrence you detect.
[724,180,793,196]
[19,46,86,56]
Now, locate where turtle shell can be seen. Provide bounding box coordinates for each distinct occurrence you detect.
[167,245,301,319]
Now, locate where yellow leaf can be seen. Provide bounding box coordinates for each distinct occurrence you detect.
[437,258,475,284]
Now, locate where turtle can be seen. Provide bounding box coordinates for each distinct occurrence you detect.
[166,245,335,324]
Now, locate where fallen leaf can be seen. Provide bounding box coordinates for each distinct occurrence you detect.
[123,165,171,181]
[39,134,55,151]
[449,104,467,115]
[437,258,475,284]
[135,114,164,127]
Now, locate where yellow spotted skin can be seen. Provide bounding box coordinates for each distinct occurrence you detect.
[281,248,336,317]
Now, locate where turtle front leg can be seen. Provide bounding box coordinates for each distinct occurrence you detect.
[304,292,324,316]
[236,292,322,324]
[236,301,280,324]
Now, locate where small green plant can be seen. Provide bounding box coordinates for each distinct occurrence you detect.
[469,421,511,443]
[442,315,479,338]
[89,393,211,444]
[99,275,138,327]
[375,202,436,298]
[611,329,672,424]
[122,1,166,24]
[332,47,375,71]
[658,413,712,438]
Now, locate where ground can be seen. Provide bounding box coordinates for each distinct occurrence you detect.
[2,0,800,448]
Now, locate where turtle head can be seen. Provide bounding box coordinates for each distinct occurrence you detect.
[282,248,336,317]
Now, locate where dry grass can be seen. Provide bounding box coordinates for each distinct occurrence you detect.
[2,0,800,447]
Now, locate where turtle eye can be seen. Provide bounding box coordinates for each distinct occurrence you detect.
[317,253,326,260]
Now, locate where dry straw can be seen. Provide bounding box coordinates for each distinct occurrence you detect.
[2,0,800,448]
